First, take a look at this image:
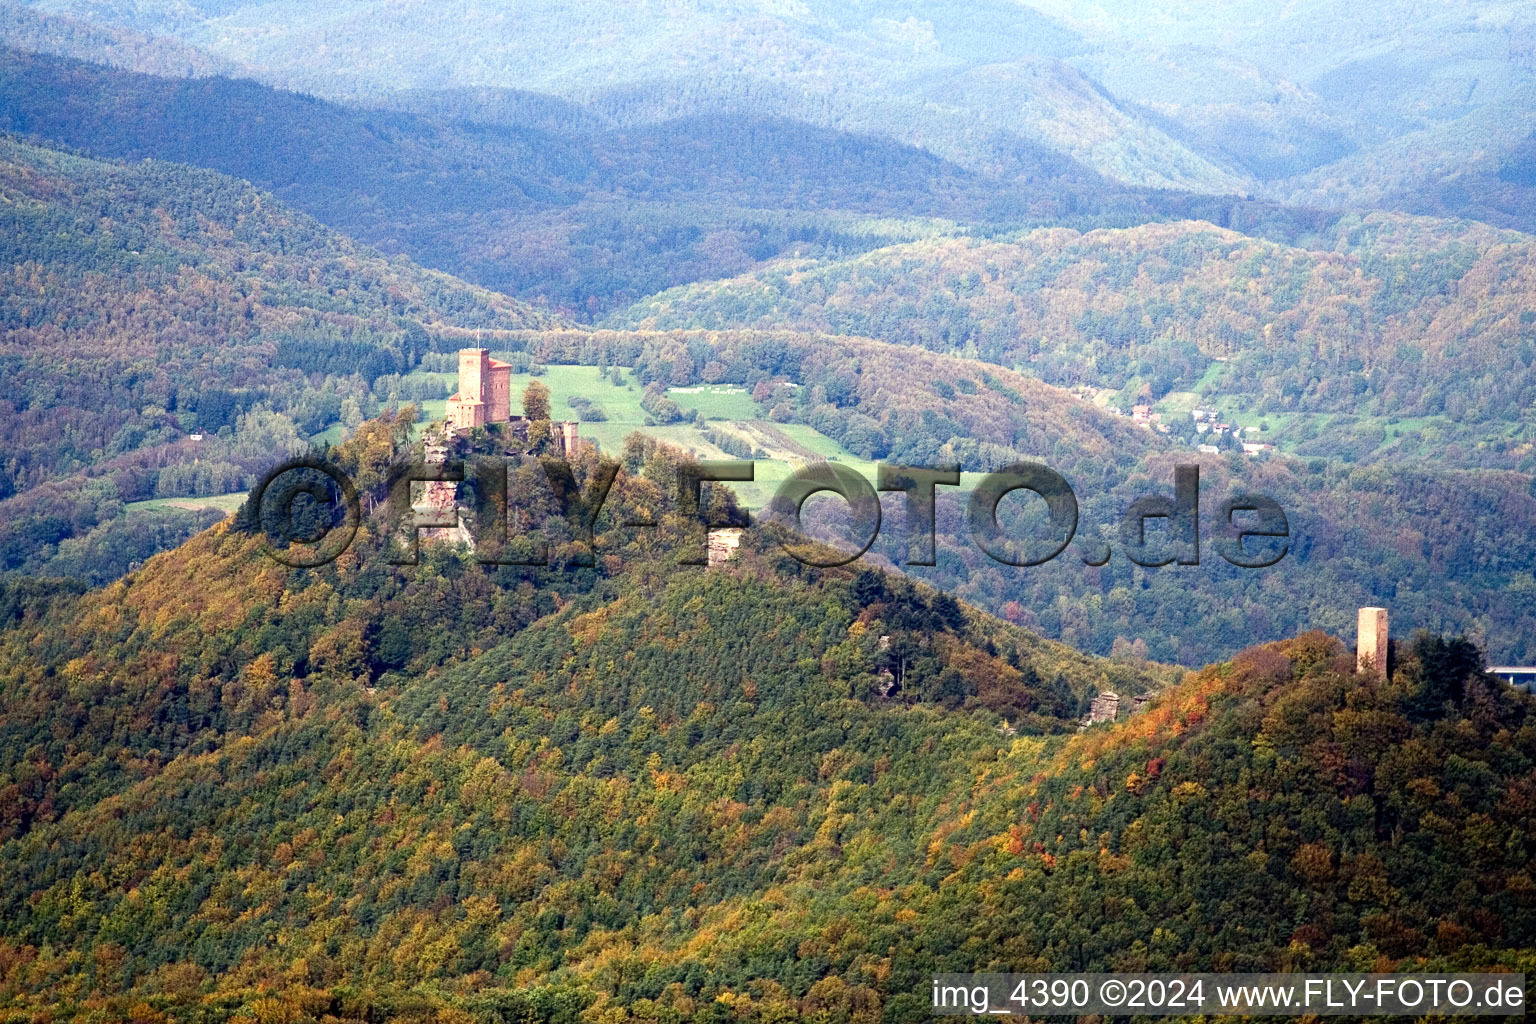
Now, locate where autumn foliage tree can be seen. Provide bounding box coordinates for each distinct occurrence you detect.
[523,379,552,422]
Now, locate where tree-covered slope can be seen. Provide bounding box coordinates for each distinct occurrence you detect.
[0,426,1530,1018]
[0,134,555,579]
[0,422,1174,1016]
[477,329,1536,667]
[922,629,1536,978]
[609,216,1536,448]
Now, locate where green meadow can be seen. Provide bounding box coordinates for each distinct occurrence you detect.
[392,363,876,510]
[125,492,247,515]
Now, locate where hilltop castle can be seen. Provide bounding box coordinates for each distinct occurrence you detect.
[445,348,578,455]
[415,348,583,549]
[427,349,755,566]
[447,348,511,430]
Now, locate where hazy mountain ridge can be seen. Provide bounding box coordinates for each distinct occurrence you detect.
[1271,82,1536,234]
[8,0,1249,193]
[889,57,1247,192]
[0,0,241,78]
[3,47,1318,317]
[0,47,1077,312]
[13,0,1535,220]
[574,55,1247,193]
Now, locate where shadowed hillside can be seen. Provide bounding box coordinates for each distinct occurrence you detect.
[0,48,1340,315]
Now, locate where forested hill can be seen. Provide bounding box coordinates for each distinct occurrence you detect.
[0,422,1165,1015]
[609,217,1536,467]
[0,47,1331,315]
[0,420,1530,1018]
[0,2,241,79]
[0,134,555,580]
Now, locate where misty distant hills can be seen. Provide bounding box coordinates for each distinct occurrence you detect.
[0,0,1248,192]
[1272,82,1536,234]
[2,46,1305,314]
[0,0,241,78]
[9,0,1534,216]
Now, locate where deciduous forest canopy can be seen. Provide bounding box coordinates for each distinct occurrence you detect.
[0,0,1534,1018]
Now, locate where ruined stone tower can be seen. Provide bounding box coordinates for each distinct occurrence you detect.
[415,433,471,547]
[1357,606,1389,677]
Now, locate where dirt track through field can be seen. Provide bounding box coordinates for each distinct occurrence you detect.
[731,421,825,461]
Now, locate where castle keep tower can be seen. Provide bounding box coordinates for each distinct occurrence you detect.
[442,348,579,456]
[1357,607,1389,677]
[446,348,511,431]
